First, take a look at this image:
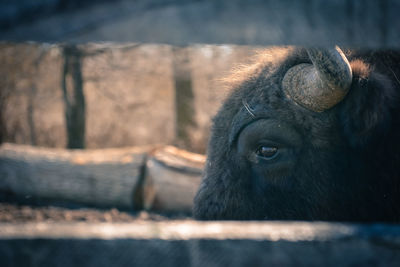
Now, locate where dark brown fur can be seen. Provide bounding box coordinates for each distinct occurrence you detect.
[193,47,400,222]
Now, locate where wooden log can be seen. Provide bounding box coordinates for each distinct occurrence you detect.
[1,221,400,266]
[0,143,150,209]
[143,146,205,213]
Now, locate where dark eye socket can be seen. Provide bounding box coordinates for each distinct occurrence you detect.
[256,146,278,159]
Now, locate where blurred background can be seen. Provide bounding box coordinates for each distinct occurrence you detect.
[0,42,257,154]
[2,0,398,153]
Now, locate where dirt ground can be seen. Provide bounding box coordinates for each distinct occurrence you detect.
[0,193,188,223]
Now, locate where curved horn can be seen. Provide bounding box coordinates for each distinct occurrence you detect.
[282,46,352,112]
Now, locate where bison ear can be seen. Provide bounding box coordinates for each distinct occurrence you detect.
[339,60,397,148]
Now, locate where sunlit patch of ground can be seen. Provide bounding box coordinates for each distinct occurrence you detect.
[0,192,190,223]
[0,202,187,222]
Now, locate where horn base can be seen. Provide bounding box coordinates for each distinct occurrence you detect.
[282,47,353,113]
[282,63,350,112]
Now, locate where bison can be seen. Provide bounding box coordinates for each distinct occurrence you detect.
[193,47,400,222]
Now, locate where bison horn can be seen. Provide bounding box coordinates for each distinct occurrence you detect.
[282,46,352,112]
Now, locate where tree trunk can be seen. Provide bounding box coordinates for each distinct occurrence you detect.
[61,45,86,149]
[172,47,196,151]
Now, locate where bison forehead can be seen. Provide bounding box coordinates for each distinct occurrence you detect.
[227,92,340,150]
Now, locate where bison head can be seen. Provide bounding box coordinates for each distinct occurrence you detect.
[193,47,400,221]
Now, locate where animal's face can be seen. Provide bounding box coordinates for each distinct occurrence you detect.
[193,47,399,221]
[217,84,355,221]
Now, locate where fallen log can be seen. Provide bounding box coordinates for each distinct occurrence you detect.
[0,143,205,212]
[0,143,150,209]
[143,146,205,213]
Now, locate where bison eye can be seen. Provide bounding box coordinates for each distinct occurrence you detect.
[256,146,278,159]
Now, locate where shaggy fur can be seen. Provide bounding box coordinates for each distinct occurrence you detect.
[193,47,400,222]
